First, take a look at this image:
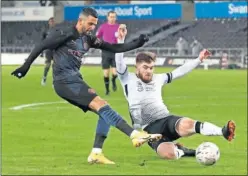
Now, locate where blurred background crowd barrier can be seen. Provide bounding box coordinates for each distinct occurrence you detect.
[1,0,247,69]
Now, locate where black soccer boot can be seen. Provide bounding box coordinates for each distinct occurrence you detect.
[175,143,196,157]
[222,120,236,141]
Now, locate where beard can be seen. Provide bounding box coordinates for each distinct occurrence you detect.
[137,72,153,83]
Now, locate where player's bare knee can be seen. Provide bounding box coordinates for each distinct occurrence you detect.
[157,142,177,160]
[176,117,195,137]
[89,96,108,112]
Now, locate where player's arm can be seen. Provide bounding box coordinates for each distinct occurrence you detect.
[11,27,79,79]
[90,34,148,53]
[115,25,129,82]
[115,38,129,83]
[161,49,211,84]
[114,24,124,38]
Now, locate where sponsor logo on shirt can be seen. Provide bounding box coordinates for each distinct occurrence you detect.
[137,81,155,92]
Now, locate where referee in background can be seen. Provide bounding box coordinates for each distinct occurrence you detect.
[96,11,122,95]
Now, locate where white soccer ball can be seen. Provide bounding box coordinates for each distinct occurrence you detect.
[195,142,220,166]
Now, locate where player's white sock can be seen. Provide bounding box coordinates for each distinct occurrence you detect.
[175,148,184,159]
[130,130,140,138]
[92,148,102,154]
[198,122,223,136]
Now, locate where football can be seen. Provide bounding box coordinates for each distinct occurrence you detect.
[195,142,220,166]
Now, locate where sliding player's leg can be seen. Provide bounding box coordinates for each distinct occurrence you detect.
[145,117,195,160]
[174,116,236,141]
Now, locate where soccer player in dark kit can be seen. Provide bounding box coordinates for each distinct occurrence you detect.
[11,7,162,164]
[41,17,55,86]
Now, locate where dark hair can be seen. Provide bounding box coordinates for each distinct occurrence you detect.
[81,7,98,18]
[48,17,54,21]
[107,10,116,16]
[136,52,156,64]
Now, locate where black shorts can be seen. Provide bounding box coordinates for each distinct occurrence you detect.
[53,75,98,112]
[101,50,116,69]
[144,115,183,152]
[45,49,53,64]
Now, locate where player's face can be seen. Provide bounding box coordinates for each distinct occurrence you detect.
[107,13,117,24]
[79,15,98,33]
[136,61,155,83]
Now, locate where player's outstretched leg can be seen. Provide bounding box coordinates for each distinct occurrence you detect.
[175,118,236,141]
[88,116,114,164]
[89,96,162,148]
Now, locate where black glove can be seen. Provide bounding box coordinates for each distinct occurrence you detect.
[11,63,30,79]
[138,34,149,46]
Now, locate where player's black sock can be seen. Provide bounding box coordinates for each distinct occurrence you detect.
[195,121,203,133]
[115,119,134,136]
[104,77,110,92]
[43,65,50,79]
[112,74,117,89]
[98,105,133,136]
[93,133,107,148]
[93,116,110,148]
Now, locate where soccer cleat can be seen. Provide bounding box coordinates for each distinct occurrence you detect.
[131,131,162,147]
[87,152,115,165]
[175,143,196,157]
[222,120,236,141]
[41,78,46,86]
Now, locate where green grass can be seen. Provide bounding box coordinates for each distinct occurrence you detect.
[2,66,247,175]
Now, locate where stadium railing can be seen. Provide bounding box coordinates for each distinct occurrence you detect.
[1,47,247,68]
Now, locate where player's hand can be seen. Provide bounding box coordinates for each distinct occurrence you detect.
[138,34,149,46]
[117,24,127,40]
[199,49,211,62]
[11,64,30,79]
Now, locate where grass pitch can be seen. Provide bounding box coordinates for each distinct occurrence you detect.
[2,66,247,175]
